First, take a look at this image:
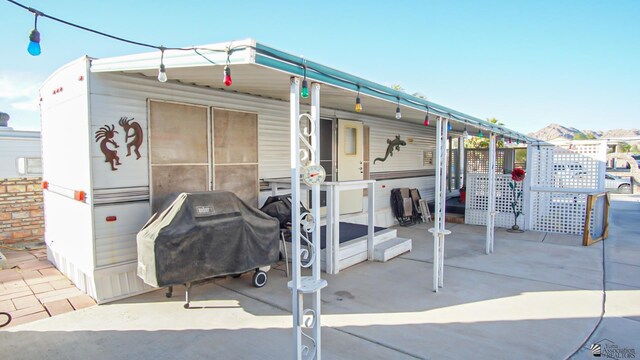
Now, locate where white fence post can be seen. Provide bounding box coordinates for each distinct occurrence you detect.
[486,133,496,254]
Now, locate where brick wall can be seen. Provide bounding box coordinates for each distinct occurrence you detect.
[0,177,44,249]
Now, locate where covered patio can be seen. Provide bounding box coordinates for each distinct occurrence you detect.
[5,196,639,359]
[80,39,544,358]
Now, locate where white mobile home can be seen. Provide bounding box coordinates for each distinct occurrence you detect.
[0,115,41,179]
[40,39,532,302]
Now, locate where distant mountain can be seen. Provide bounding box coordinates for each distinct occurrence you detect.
[528,123,640,141]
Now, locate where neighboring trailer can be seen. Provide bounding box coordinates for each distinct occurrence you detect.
[41,55,439,302]
[0,129,41,179]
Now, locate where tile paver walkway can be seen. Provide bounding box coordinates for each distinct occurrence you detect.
[0,248,96,328]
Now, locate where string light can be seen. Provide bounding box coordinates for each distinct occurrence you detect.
[478,129,483,138]
[516,139,520,145]
[223,47,233,86]
[157,47,167,83]
[27,13,41,56]
[463,126,469,139]
[423,106,429,126]
[7,0,535,146]
[447,121,453,131]
[300,62,309,98]
[355,86,362,112]
[222,65,231,86]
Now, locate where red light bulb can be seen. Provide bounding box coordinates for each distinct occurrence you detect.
[223,65,232,86]
[423,115,429,126]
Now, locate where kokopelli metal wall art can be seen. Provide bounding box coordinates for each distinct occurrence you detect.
[118,117,143,160]
[95,124,121,171]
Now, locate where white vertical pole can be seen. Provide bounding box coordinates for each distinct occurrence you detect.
[325,186,333,275]
[439,118,449,287]
[458,136,465,188]
[333,190,340,274]
[367,182,375,261]
[289,77,302,359]
[433,117,442,292]
[524,143,535,230]
[447,136,453,191]
[310,82,322,360]
[486,133,496,254]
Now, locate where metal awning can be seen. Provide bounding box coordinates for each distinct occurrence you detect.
[90,38,537,142]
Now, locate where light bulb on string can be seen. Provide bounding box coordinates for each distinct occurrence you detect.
[158,64,167,83]
[300,62,309,98]
[447,121,453,131]
[463,126,469,139]
[423,106,429,126]
[301,79,309,98]
[516,138,520,145]
[157,47,167,83]
[395,98,401,120]
[28,14,41,56]
[508,137,512,144]
[223,46,233,86]
[355,86,362,112]
[478,129,483,138]
[223,65,232,86]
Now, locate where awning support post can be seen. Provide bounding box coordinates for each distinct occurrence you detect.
[431,116,451,292]
[486,133,496,254]
[288,78,327,360]
[458,136,465,188]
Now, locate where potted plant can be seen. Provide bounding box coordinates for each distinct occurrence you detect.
[507,167,526,233]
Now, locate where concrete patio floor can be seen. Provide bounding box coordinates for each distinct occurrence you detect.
[1,195,638,359]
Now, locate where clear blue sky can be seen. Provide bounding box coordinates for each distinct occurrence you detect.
[1,0,638,133]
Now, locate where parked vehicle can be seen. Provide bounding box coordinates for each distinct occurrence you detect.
[605,173,632,193]
[632,154,640,168]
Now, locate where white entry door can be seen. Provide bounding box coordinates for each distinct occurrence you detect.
[337,119,364,214]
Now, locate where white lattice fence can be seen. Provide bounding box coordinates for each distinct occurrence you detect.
[528,141,606,235]
[466,149,507,174]
[466,174,524,228]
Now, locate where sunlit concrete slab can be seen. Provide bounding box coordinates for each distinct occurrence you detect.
[543,232,583,246]
[1,195,638,359]
[0,281,414,360]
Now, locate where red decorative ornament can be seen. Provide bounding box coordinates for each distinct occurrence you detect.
[511,167,526,182]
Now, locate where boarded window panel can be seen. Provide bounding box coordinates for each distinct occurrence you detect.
[212,109,258,207]
[215,165,258,206]
[149,101,209,212]
[150,101,208,164]
[151,165,208,211]
[213,110,258,164]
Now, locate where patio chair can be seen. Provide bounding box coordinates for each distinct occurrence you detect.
[391,188,421,226]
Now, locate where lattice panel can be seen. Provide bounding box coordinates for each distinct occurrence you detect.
[466,149,507,174]
[528,141,606,235]
[465,174,524,228]
[530,191,588,234]
[530,144,603,190]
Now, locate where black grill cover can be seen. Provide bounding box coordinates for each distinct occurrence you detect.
[137,191,280,288]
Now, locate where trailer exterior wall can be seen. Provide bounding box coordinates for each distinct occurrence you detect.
[40,58,97,297]
[41,68,439,302]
